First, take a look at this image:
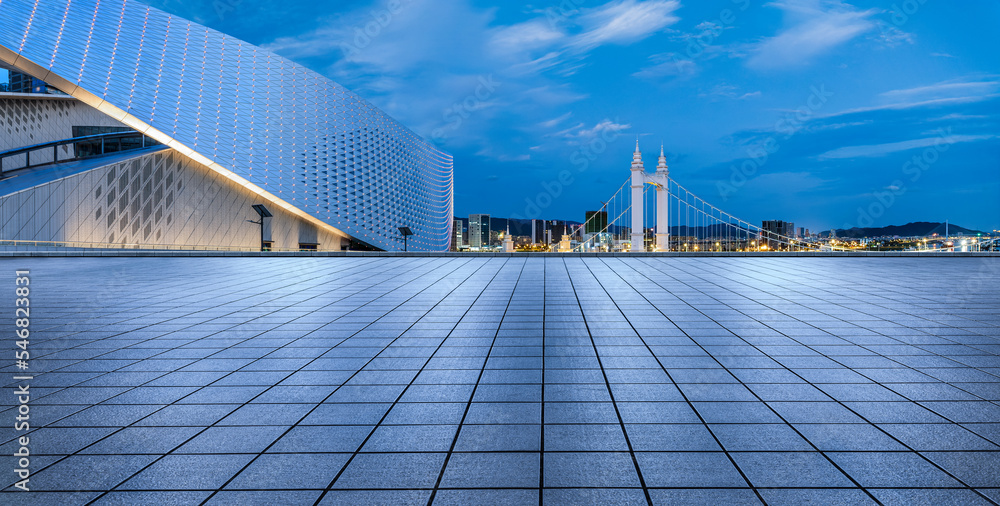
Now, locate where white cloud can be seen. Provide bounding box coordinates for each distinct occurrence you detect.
[806,120,873,132]
[698,84,761,100]
[930,113,988,121]
[817,134,996,159]
[509,52,566,76]
[817,77,1000,120]
[498,154,531,162]
[259,0,676,150]
[540,112,574,128]
[880,80,1000,101]
[264,0,496,74]
[571,0,681,50]
[747,0,877,69]
[562,119,633,140]
[489,20,566,57]
[739,171,834,196]
[873,24,914,47]
[632,52,698,79]
[822,94,1000,119]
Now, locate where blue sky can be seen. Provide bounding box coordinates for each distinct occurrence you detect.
[141,0,999,231]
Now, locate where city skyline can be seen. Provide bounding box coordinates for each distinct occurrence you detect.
[134,0,999,231]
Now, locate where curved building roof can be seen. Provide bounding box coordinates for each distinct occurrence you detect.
[0,0,454,251]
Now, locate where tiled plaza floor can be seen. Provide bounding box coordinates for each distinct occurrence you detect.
[2,256,999,505]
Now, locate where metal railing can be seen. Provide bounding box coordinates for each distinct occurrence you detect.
[0,131,158,176]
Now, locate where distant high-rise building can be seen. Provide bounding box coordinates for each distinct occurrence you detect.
[469,214,490,250]
[762,220,794,249]
[530,219,546,244]
[452,219,463,251]
[8,72,46,93]
[547,220,567,244]
[585,211,608,234]
[796,227,805,238]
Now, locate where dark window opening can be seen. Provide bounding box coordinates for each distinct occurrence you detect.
[72,126,160,157]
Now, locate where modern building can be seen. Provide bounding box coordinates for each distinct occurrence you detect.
[530,219,546,245]
[469,214,490,250]
[451,219,464,251]
[547,220,568,244]
[7,71,47,94]
[585,211,608,234]
[762,220,794,249]
[0,0,453,252]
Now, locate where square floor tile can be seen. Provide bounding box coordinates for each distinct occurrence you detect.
[636,452,746,488]
[731,452,854,487]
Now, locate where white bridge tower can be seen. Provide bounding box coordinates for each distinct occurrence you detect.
[629,141,646,250]
[630,143,671,252]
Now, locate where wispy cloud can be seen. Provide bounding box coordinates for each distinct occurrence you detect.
[740,171,835,195]
[570,0,681,50]
[818,134,996,159]
[539,112,574,129]
[558,119,632,143]
[931,113,988,121]
[489,20,566,57]
[632,52,698,79]
[747,0,877,69]
[873,24,914,48]
[699,84,761,100]
[823,94,1000,119]
[879,80,1000,100]
[818,78,1000,119]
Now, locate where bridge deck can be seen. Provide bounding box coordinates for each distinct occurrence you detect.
[2,257,998,504]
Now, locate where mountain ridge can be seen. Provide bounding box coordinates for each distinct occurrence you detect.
[820,222,986,239]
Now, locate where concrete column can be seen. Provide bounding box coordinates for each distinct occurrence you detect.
[630,170,645,252]
[655,185,669,251]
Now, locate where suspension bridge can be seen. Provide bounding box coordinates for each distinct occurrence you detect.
[572,142,839,253]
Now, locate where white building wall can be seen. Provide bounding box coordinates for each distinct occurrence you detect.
[0,95,127,166]
[0,148,346,250]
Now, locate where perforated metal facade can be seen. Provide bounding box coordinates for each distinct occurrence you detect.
[0,0,454,251]
[0,147,346,248]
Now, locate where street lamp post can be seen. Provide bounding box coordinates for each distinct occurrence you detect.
[398,227,414,252]
[249,205,272,252]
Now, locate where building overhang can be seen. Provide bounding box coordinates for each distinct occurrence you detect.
[0,46,354,246]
